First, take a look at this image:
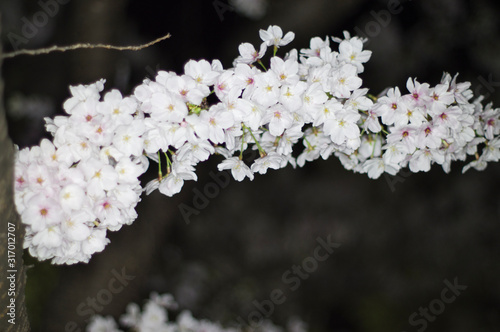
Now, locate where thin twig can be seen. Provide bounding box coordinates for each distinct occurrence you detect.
[2,33,171,59]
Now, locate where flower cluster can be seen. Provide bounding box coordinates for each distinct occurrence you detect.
[86,292,306,332]
[14,25,500,264]
[15,81,148,264]
[340,73,496,179]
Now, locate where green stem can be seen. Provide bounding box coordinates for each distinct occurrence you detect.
[257,59,267,71]
[243,124,266,157]
[240,127,245,160]
[157,151,163,180]
[304,137,314,151]
[164,152,172,174]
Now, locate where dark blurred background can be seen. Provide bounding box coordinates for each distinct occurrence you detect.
[1,0,500,331]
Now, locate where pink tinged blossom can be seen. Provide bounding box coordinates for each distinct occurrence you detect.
[251,71,281,107]
[223,125,244,151]
[234,63,259,98]
[483,110,500,140]
[166,75,209,105]
[149,92,188,123]
[144,178,160,195]
[217,157,254,181]
[306,64,332,91]
[64,80,104,113]
[279,82,307,112]
[201,106,234,144]
[95,197,125,230]
[263,104,294,136]
[323,110,360,145]
[176,139,215,163]
[163,122,188,148]
[270,57,299,85]
[70,137,97,162]
[301,83,328,122]
[112,185,141,209]
[405,78,431,107]
[445,73,473,104]
[417,123,447,149]
[59,184,86,212]
[277,124,303,155]
[482,138,500,162]
[158,170,196,197]
[143,119,169,153]
[27,163,52,191]
[62,210,93,242]
[82,228,109,256]
[14,163,28,193]
[240,100,263,131]
[214,70,232,99]
[408,149,445,172]
[86,118,115,147]
[234,42,267,64]
[358,136,382,159]
[375,87,404,126]
[251,152,284,174]
[115,157,144,184]
[433,106,462,129]
[386,126,418,153]
[184,113,210,142]
[409,150,432,172]
[81,158,119,196]
[338,37,372,73]
[300,36,330,58]
[68,99,100,127]
[184,59,220,86]
[259,25,295,47]
[113,121,145,157]
[330,64,362,98]
[313,99,342,127]
[39,138,63,167]
[397,105,427,127]
[97,89,137,125]
[363,109,382,133]
[362,158,398,179]
[22,194,62,232]
[344,88,373,112]
[56,166,86,190]
[220,89,251,123]
[428,83,455,114]
[32,225,63,248]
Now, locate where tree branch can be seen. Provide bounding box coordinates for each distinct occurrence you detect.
[2,33,171,59]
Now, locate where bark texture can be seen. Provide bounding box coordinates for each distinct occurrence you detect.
[0,19,31,332]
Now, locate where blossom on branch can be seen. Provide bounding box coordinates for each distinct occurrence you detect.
[14,25,500,265]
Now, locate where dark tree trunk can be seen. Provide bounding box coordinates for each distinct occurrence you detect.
[0,20,31,332]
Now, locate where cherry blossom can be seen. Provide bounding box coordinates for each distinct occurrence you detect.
[13,24,500,265]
